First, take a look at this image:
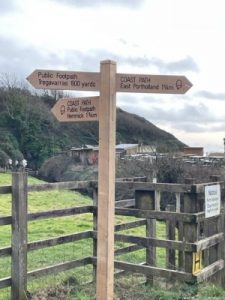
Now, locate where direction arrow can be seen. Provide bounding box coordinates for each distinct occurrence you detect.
[27,69,100,91]
[51,96,99,122]
[116,73,192,94]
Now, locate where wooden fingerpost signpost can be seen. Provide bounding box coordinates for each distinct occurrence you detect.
[27,60,192,300]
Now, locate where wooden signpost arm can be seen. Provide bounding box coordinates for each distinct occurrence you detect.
[96,60,117,300]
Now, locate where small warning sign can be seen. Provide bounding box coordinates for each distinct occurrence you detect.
[205,184,221,218]
[192,251,202,274]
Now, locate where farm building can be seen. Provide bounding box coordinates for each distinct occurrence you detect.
[183,146,204,156]
[116,144,157,157]
[69,145,98,165]
[69,144,157,163]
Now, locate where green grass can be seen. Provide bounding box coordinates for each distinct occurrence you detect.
[0,173,93,299]
[0,172,44,186]
[0,172,14,186]
[0,173,168,299]
[0,172,188,299]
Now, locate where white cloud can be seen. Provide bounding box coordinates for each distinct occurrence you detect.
[195,90,225,101]
[0,0,16,14]
[50,0,145,8]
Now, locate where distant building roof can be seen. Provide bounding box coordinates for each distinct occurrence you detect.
[116,144,139,150]
[71,144,140,152]
[71,147,92,152]
[85,145,97,149]
[208,152,224,157]
[183,147,204,156]
[71,144,98,151]
[184,147,203,150]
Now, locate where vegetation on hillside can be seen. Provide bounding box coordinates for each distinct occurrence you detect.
[116,108,185,151]
[0,80,185,170]
[0,85,68,169]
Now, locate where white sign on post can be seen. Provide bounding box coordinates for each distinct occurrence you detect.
[205,184,221,218]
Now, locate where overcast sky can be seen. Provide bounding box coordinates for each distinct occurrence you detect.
[0,0,225,154]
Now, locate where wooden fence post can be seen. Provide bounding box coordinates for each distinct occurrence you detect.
[221,185,225,286]
[181,179,197,273]
[183,189,198,280]
[175,192,184,271]
[206,176,222,283]
[93,188,98,281]
[204,177,220,267]
[11,172,28,300]
[166,204,176,270]
[135,190,156,285]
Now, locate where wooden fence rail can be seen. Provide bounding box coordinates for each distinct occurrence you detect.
[0,172,225,299]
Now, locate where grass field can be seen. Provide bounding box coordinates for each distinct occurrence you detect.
[1,172,225,299]
[0,173,154,299]
[0,173,95,299]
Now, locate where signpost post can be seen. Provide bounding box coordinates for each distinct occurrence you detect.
[97,60,117,300]
[27,60,192,300]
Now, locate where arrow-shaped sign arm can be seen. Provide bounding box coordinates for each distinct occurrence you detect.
[116,73,193,94]
[178,76,193,94]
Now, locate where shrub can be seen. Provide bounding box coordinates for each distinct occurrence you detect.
[0,150,9,167]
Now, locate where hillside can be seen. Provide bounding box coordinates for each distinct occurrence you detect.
[116,108,185,150]
[0,86,185,169]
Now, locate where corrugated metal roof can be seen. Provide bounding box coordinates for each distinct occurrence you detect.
[116,144,139,150]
